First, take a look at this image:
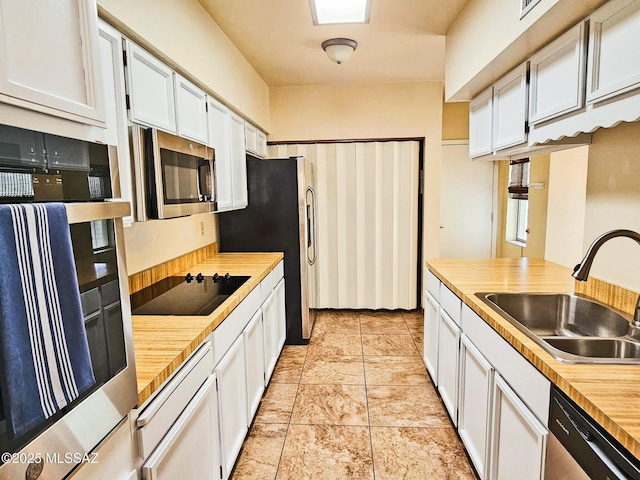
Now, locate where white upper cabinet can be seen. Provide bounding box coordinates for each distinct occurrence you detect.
[0,0,105,125]
[492,63,528,151]
[208,99,248,211]
[587,0,640,104]
[469,88,493,158]
[245,122,258,155]
[208,98,233,211]
[175,74,208,144]
[125,41,177,133]
[529,22,587,124]
[257,130,268,158]
[230,113,248,209]
[98,20,134,226]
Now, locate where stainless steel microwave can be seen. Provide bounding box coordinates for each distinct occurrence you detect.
[141,128,216,219]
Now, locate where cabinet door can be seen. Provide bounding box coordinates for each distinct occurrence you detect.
[275,278,287,352]
[529,22,587,124]
[103,301,127,377]
[175,74,208,144]
[125,41,177,133]
[437,309,461,426]
[587,0,640,104]
[230,113,248,209]
[469,88,493,158]
[243,309,265,423]
[142,375,221,480]
[84,310,109,385]
[489,374,547,480]
[208,98,233,211]
[257,130,268,158]
[0,0,105,125]
[493,63,528,151]
[262,290,279,385]
[98,21,134,226]
[423,291,439,385]
[215,336,248,480]
[245,122,258,154]
[458,334,494,480]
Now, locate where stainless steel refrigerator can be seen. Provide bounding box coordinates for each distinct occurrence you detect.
[218,155,317,345]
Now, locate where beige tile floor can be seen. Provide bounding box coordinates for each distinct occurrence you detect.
[231,310,478,480]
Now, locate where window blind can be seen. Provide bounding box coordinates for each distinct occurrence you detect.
[508,158,530,200]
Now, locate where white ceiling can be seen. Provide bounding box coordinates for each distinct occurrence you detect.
[197,0,469,87]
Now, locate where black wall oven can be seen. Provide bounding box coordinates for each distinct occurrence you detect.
[0,124,114,203]
[0,204,137,480]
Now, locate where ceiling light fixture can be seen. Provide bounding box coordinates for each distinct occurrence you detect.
[309,0,371,25]
[321,38,358,64]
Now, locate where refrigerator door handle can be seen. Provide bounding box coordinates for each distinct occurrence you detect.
[306,186,317,265]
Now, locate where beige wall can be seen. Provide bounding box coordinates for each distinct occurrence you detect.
[523,154,550,259]
[269,81,444,264]
[583,122,640,291]
[123,212,218,274]
[98,0,270,130]
[442,102,469,140]
[445,0,607,101]
[544,146,589,269]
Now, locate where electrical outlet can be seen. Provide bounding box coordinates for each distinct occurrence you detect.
[200,221,205,236]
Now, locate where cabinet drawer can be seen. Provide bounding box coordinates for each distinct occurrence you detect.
[80,288,101,316]
[260,261,284,304]
[461,304,549,423]
[101,279,121,305]
[136,341,214,459]
[213,285,261,365]
[440,285,461,326]
[426,270,441,303]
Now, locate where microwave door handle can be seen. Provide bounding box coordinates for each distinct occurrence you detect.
[197,159,211,201]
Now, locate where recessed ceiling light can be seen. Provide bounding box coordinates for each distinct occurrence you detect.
[309,0,371,25]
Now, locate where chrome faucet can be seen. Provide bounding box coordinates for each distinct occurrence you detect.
[573,229,640,326]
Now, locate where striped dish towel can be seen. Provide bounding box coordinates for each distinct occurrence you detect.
[0,203,95,438]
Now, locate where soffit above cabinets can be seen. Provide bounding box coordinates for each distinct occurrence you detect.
[196,0,469,86]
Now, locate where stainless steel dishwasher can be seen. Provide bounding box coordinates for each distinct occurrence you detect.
[545,385,640,479]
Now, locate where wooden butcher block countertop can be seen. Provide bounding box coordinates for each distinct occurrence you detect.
[427,258,640,458]
[131,252,283,406]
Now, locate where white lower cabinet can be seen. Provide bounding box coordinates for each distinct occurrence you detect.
[423,270,550,480]
[489,374,548,480]
[262,289,279,385]
[137,262,286,480]
[423,291,439,385]
[142,375,221,480]
[275,278,287,352]
[458,334,494,480]
[215,335,248,480]
[243,309,265,423]
[437,310,461,426]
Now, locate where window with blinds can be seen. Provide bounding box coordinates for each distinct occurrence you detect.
[507,158,530,244]
[508,158,530,200]
[521,0,542,18]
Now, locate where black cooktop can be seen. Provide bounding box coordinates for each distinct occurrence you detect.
[130,273,249,316]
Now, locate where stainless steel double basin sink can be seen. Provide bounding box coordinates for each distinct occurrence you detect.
[476,292,640,364]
